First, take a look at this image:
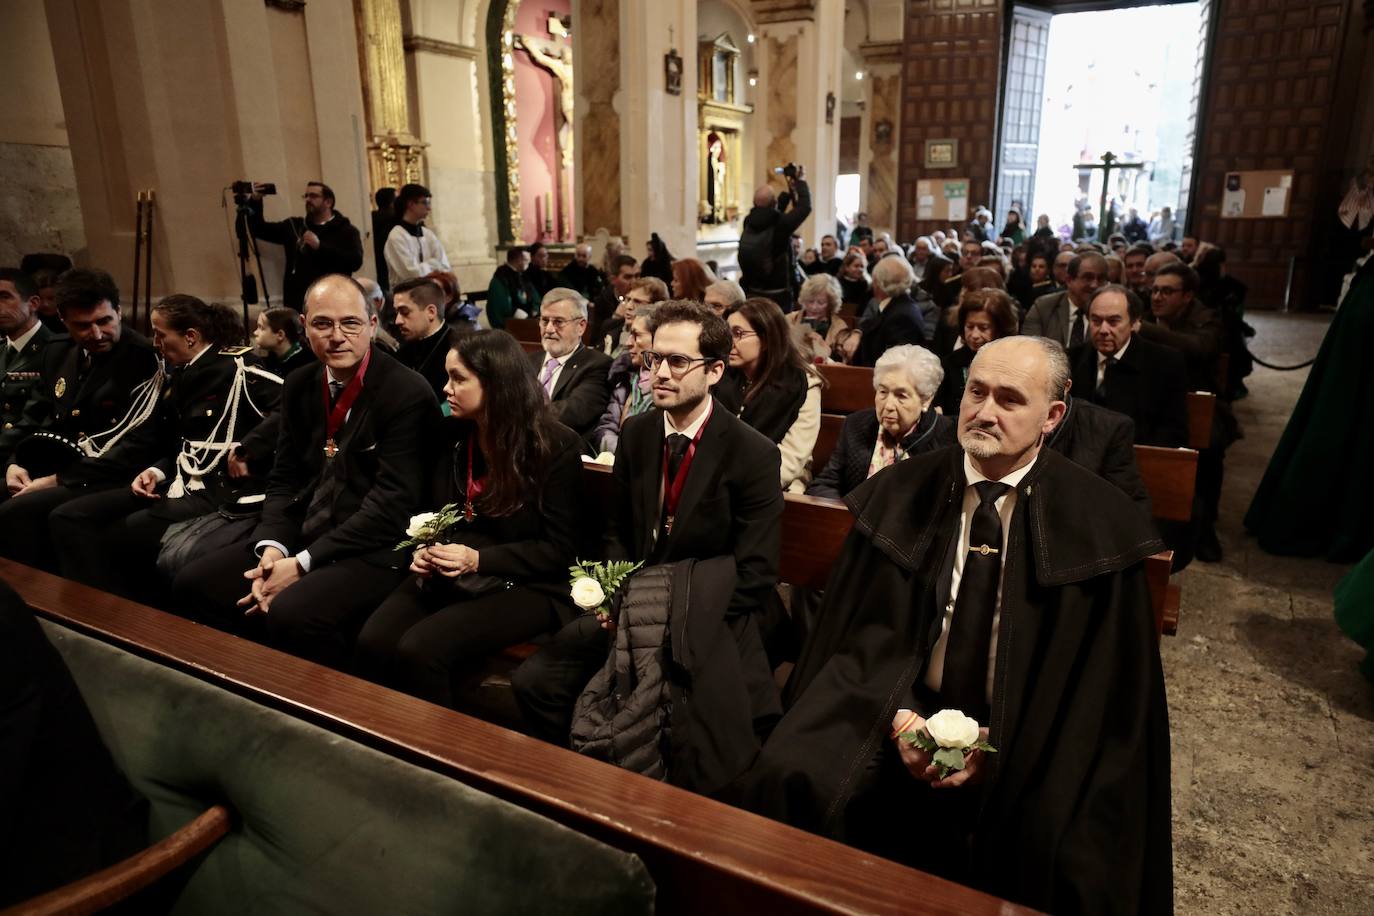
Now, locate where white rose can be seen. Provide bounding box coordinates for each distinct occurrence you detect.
[405,511,439,539]
[924,709,981,749]
[570,576,606,611]
[593,451,616,466]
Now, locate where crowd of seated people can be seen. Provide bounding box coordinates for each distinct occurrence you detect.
[1,185,1263,915]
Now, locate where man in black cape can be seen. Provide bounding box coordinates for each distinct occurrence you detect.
[736,335,1172,915]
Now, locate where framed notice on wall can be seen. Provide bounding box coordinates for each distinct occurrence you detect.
[1220,170,1294,219]
[916,178,970,222]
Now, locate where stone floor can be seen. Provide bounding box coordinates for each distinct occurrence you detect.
[1165,311,1374,914]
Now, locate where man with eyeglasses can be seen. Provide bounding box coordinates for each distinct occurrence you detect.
[171,274,440,668]
[513,300,783,750]
[1022,252,1108,350]
[1139,262,1233,562]
[528,288,611,438]
[246,181,364,311]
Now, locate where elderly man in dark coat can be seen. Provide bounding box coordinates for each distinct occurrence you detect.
[737,335,1171,916]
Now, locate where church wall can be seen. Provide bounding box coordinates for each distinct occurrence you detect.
[512,0,572,244]
[895,0,1003,241]
[1190,0,1355,308]
[0,0,85,266]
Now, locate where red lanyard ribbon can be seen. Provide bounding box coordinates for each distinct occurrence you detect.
[323,347,372,450]
[662,405,711,521]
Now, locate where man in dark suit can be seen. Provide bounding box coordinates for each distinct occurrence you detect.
[529,288,611,439]
[513,300,783,745]
[0,269,160,569]
[1046,390,1151,509]
[0,268,57,467]
[391,277,451,401]
[854,255,926,367]
[170,275,440,668]
[1072,285,1189,448]
[1021,251,1107,349]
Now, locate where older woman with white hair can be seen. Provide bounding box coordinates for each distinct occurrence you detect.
[807,344,955,499]
[853,255,926,367]
[788,273,850,363]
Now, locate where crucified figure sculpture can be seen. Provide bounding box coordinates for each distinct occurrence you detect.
[515,34,575,173]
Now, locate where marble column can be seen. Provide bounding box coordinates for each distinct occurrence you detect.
[44,0,368,302]
[858,40,902,237]
[614,1,699,258]
[750,0,844,246]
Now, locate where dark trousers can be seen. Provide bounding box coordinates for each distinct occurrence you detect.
[510,614,610,745]
[0,484,93,570]
[49,487,214,605]
[170,540,408,670]
[355,579,558,707]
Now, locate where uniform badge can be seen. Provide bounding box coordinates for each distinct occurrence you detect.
[219,345,252,356]
[54,378,67,398]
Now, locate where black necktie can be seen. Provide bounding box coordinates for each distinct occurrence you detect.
[1069,307,1085,348]
[1097,354,1116,399]
[328,379,344,406]
[665,433,691,483]
[941,481,1011,717]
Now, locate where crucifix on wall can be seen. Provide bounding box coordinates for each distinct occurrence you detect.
[1075,151,1144,241]
[515,14,574,240]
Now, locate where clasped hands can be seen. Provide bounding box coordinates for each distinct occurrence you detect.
[411,543,480,579]
[237,547,302,616]
[5,464,56,497]
[890,710,991,789]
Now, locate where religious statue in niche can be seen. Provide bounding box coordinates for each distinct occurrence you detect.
[705,132,728,224]
[515,14,575,240]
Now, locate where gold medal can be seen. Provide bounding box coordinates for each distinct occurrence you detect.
[54,377,66,398]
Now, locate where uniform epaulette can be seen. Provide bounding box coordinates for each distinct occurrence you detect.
[219,345,253,357]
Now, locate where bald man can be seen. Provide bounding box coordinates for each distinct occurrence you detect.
[171,274,441,669]
[741,335,1170,915]
[739,166,811,311]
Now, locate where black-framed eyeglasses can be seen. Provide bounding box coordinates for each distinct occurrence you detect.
[641,351,716,377]
[1149,286,1184,296]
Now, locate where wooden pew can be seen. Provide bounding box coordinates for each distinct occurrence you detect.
[505,317,541,342]
[812,413,846,475]
[518,339,543,355]
[1133,445,1198,524]
[1185,391,1215,452]
[818,364,873,413]
[2,559,1028,916]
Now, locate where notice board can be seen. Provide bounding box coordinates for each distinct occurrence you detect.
[916,178,971,223]
[1220,169,1294,219]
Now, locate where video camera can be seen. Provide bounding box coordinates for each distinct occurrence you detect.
[230,181,276,204]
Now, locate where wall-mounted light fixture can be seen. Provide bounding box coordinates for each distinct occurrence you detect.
[748,69,758,87]
[855,70,865,81]
[746,33,755,43]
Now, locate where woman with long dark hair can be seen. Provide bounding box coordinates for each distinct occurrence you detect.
[838,251,872,309]
[356,330,584,706]
[723,297,823,491]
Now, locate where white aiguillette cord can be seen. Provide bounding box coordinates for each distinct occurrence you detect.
[79,363,165,458]
[167,358,283,498]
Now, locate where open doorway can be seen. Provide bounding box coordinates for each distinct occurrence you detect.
[995,2,1207,244]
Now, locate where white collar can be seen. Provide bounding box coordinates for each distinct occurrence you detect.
[6,320,41,351]
[664,396,714,440]
[186,343,213,367]
[962,451,1037,490]
[1099,337,1130,364]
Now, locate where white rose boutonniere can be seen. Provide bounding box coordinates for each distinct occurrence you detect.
[396,503,467,550]
[405,511,439,539]
[568,559,643,620]
[894,708,997,779]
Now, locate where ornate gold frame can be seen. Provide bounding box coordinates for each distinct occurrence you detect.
[499,0,524,242]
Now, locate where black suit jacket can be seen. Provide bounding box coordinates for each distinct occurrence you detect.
[807,407,955,500]
[6,330,159,483]
[529,345,612,438]
[1046,395,1151,509]
[854,292,927,367]
[254,348,440,567]
[0,323,57,462]
[397,326,451,402]
[1072,336,1188,447]
[607,400,782,619]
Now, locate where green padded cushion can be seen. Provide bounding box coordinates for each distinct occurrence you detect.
[41,621,655,915]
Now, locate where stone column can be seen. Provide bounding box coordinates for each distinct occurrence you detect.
[572,0,622,239]
[355,0,426,194]
[750,0,845,246]
[615,1,699,258]
[44,0,368,303]
[857,40,902,238]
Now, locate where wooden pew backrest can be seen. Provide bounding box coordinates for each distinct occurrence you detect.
[813,414,846,475]
[819,364,873,414]
[1185,391,1216,451]
[505,317,540,342]
[1134,445,1197,523]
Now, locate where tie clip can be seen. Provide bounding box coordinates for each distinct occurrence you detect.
[969,543,999,557]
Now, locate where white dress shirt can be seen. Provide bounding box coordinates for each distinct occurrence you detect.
[4,320,42,355]
[924,452,1039,704]
[1097,336,1129,389]
[540,345,579,396]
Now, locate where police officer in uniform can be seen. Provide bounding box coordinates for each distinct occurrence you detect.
[0,268,57,467]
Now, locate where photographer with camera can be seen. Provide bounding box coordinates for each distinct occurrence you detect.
[243,181,364,311]
[738,164,811,313]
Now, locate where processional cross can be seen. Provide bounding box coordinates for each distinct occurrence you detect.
[1074,151,1144,241]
